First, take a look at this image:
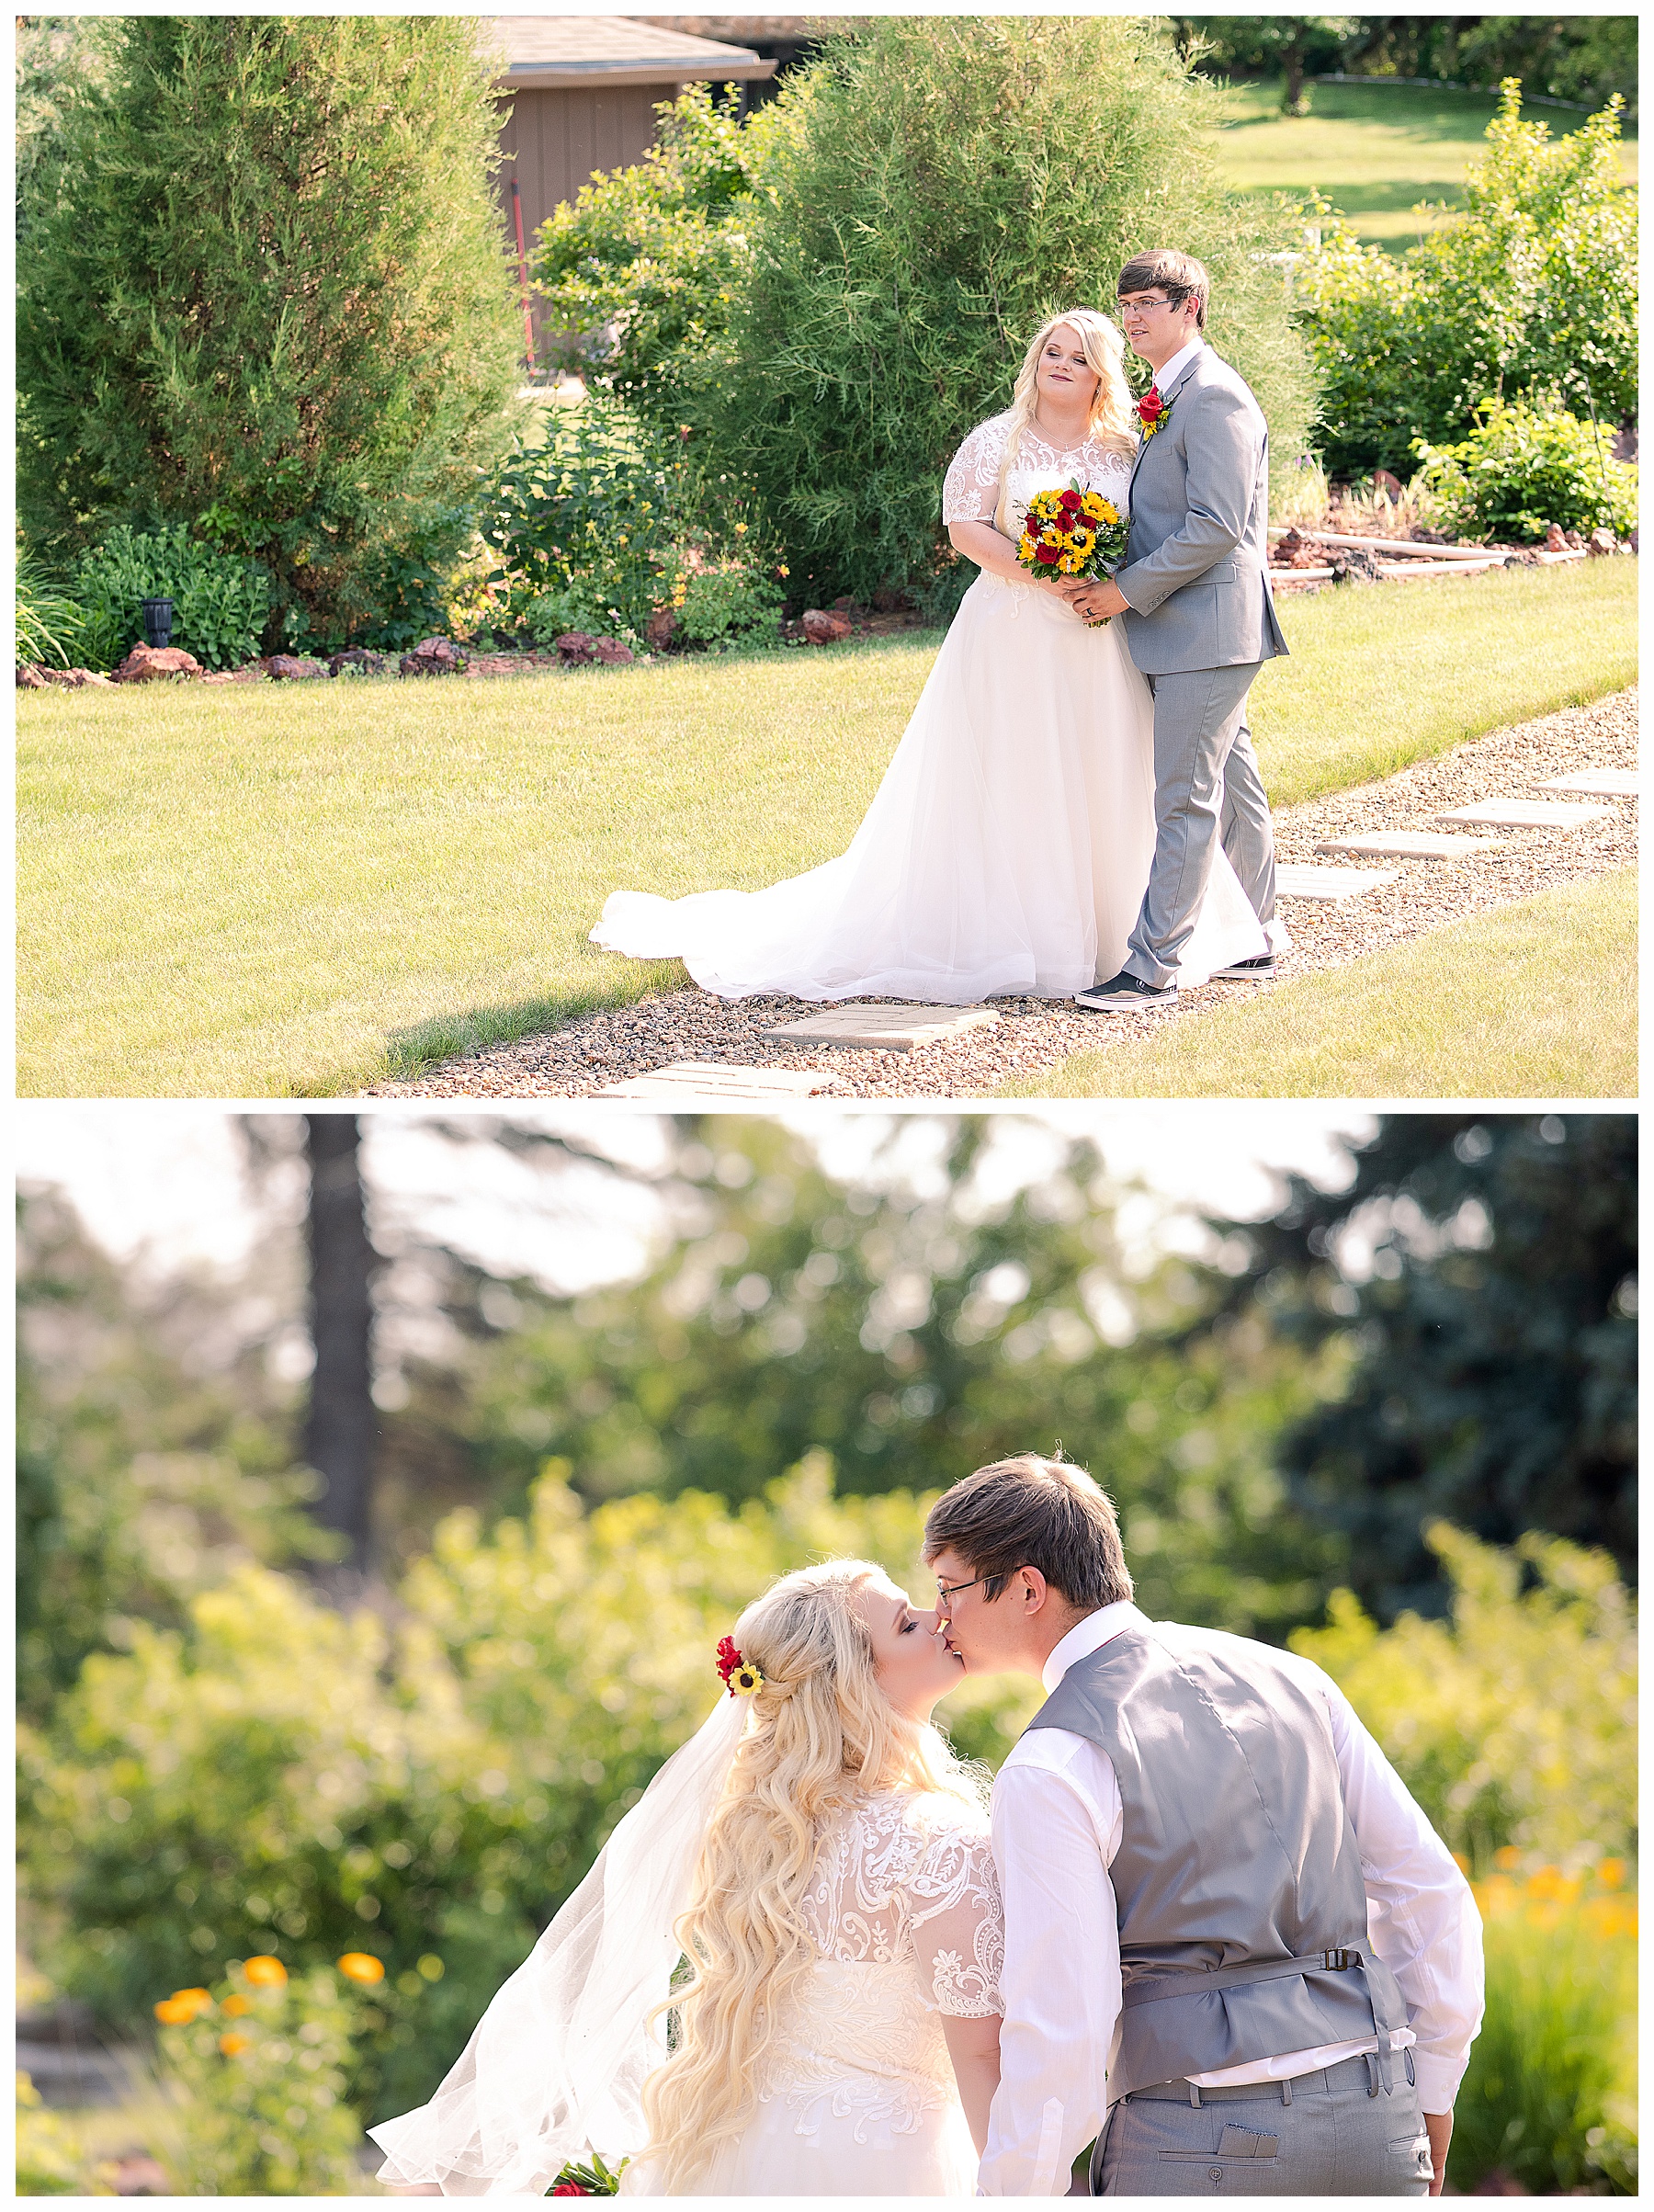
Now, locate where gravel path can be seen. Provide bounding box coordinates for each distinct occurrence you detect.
[368,688,1637,1100]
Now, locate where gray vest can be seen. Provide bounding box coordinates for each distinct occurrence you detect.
[1025,1616,1408,2097]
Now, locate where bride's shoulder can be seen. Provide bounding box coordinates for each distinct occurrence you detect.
[892,1786,991,1845]
[953,409,1015,461]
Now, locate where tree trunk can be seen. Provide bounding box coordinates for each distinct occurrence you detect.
[303,1113,376,1571]
[1283,33,1309,113]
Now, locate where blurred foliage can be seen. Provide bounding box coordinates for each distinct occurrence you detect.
[1199,1113,1637,1621]
[151,1958,371,2194]
[458,1119,1345,1639]
[1291,1524,1637,1872]
[17,1185,340,1726]
[1454,1866,1637,2194]
[1173,15,1638,116]
[1414,396,1638,542]
[1294,88,1637,476]
[16,2070,118,2195]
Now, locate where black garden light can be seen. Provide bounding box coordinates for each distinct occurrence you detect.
[141,596,175,649]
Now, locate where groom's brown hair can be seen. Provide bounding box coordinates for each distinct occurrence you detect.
[1117,247,1210,329]
[923,1452,1133,1612]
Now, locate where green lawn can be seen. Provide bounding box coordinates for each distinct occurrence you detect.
[1213,75,1638,249]
[17,563,1636,1098]
[1003,870,1637,1100]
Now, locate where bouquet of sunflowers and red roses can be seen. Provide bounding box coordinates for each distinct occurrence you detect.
[1015,480,1130,624]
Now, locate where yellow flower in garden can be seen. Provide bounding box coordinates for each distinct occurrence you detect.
[154,1997,199,2025]
[338,1953,386,1984]
[1598,1858,1626,1889]
[244,1956,288,1989]
[1493,1845,1521,1871]
[219,2033,252,2057]
[173,1988,211,2007]
[221,1994,252,2016]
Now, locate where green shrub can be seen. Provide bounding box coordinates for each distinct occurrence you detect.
[481,399,681,638]
[74,526,272,672]
[16,552,85,670]
[16,2071,116,2195]
[17,1463,957,2123]
[522,583,629,646]
[1296,85,1637,476]
[17,17,524,646]
[1290,1524,1637,1873]
[715,16,1317,599]
[1414,398,1638,543]
[532,84,780,441]
[1451,1867,1637,2195]
[152,1957,372,2195]
[674,557,785,647]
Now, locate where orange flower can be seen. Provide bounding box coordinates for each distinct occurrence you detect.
[154,1997,198,2025]
[221,1993,251,2016]
[243,1956,288,1989]
[1597,1857,1626,1889]
[337,1953,386,1985]
[172,1987,211,2007]
[219,2033,252,2057]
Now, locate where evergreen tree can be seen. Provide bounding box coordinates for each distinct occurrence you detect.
[1199,1114,1637,1619]
[17,16,524,645]
[715,16,1318,600]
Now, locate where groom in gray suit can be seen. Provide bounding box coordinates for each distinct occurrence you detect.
[1072,249,1286,1010]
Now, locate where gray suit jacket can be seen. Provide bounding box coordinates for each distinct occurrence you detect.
[1115,346,1288,676]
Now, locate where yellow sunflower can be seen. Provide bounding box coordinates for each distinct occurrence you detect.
[731,1662,765,1696]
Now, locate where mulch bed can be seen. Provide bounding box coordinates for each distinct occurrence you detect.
[368,687,1637,1101]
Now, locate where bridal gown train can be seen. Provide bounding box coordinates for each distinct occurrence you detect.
[591,413,1269,1001]
[619,1789,1003,2197]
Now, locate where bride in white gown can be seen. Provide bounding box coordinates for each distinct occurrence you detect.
[368,1561,1003,2196]
[591,307,1267,1002]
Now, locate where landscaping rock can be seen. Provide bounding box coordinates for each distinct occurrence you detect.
[592,638,635,666]
[114,642,203,682]
[870,586,912,614]
[266,653,328,680]
[398,635,465,677]
[464,652,557,679]
[1270,527,1325,570]
[198,666,265,685]
[1328,547,1383,585]
[17,664,47,687]
[802,608,854,644]
[1545,523,1569,551]
[328,648,387,677]
[1587,527,1619,558]
[554,630,598,665]
[646,607,678,650]
[40,666,117,689]
[1370,468,1404,502]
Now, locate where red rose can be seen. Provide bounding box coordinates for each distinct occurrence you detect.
[1059,489,1082,511]
[1138,389,1163,424]
[1035,544,1061,565]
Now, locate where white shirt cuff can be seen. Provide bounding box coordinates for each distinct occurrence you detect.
[1411,2050,1467,2114]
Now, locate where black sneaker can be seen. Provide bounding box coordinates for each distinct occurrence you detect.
[1208,953,1276,981]
[1074,970,1178,1012]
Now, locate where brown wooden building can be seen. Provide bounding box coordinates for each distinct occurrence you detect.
[488,17,776,256]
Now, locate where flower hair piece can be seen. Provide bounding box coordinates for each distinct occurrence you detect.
[715,1634,764,1696]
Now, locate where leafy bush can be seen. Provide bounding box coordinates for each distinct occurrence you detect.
[1296,85,1637,476]
[714,16,1317,599]
[481,400,682,639]
[1452,1866,1637,2195]
[674,557,785,647]
[151,1957,373,2194]
[532,84,780,441]
[1290,1524,1637,1873]
[74,526,272,672]
[17,17,524,646]
[1415,397,1638,542]
[16,552,85,670]
[17,1463,965,2123]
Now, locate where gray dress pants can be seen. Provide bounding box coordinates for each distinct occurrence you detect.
[1122,661,1277,990]
[1093,2051,1433,2195]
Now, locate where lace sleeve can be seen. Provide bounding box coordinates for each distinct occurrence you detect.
[942,417,1007,525]
[906,1817,1004,2018]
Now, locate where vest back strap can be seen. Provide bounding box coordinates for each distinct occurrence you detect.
[1121,1948,1368,2010]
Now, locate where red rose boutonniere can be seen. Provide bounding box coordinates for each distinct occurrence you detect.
[1137,385,1171,439]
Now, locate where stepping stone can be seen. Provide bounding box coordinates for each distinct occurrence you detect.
[1537,769,1641,798]
[1275,863,1400,900]
[595,1061,846,1100]
[1315,831,1504,858]
[763,1003,999,1053]
[1437,799,1610,829]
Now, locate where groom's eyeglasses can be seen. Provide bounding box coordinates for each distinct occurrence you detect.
[935,1571,1000,1610]
[1118,293,1175,315]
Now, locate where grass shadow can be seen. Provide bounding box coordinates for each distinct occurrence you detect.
[366,959,693,1092]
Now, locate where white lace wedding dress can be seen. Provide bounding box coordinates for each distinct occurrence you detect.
[590,411,1268,1000]
[620,1788,1003,2197]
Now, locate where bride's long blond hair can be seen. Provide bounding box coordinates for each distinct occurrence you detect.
[633,1560,980,2193]
[993,307,1138,533]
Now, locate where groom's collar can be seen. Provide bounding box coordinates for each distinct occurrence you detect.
[1150,335,1206,399]
[1042,1599,1148,1693]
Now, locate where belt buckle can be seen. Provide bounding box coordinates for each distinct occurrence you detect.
[1322,1947,1355,1971]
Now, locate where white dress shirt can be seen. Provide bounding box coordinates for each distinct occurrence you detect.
[1145,333,1205,400]
[979,1604,1485,2196]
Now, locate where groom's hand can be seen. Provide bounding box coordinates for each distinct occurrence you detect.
[1424,2111,1452,2196]
[1076,579,1129,622]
